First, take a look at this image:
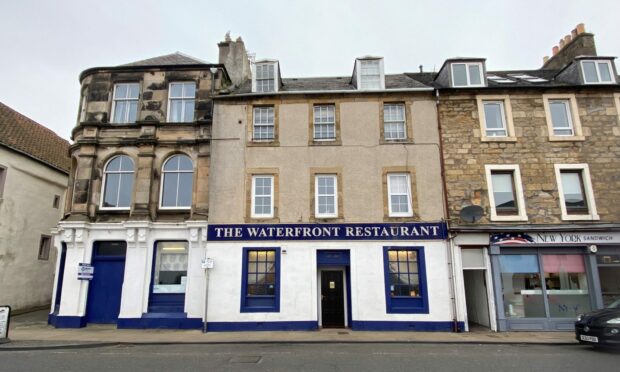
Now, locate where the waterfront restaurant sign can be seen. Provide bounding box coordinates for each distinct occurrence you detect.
[491,232,620,245]
[208,222,447,241]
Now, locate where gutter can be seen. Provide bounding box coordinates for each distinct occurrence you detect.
[214,87,434,99]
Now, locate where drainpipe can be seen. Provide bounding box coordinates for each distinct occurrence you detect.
[202,227,210,333]
[435,89,460,332]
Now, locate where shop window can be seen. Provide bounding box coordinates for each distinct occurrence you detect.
[101,155,134,209]
[542,254,591,317]
[152,242,188,294]
[240,248,281,312]
[597,254,620,307]
[499,255,545,318]
[160,154,193,209]
[383,247,428,313]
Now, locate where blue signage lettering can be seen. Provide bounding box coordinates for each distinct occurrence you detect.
[208,222,447,241]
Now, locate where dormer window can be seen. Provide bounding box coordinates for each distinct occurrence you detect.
[254,63,277,93]
[581,60,615,84]
[451,62,484,87]
[354,58,385,90]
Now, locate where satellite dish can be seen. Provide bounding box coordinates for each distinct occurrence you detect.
[459,205,484,223]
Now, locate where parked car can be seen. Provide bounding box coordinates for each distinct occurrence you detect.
[575,299,620,347]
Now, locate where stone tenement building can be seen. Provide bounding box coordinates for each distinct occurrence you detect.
[407,24,620,331]
[49,25,620,333]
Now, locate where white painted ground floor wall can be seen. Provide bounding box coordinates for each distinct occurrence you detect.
[50,222,456,330]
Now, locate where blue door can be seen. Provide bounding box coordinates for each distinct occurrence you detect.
[86,242,127,324]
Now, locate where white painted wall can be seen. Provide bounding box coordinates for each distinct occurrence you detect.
[0,147,67,312]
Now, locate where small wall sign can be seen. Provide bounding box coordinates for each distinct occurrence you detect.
[77,263,94,280]
[0,305,10,343]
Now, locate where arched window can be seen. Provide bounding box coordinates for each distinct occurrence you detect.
[160,155,193,209]
[101,155,134,209]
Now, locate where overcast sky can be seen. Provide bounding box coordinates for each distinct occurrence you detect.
[1,0,619,140]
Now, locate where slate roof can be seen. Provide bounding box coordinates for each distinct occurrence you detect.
[119,52,210,67]
[0,102,70,173]
[234,74,430,94]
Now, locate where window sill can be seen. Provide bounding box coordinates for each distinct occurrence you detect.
[481,136,517,142]
[240,307,280,313]
[309,139,342,146]
[380,139,414,145]
[490,213,528,222]
[246,217,280,223]
[248,140,280,147]
[548,135,585,142]
[384,216,417,222]
[310,216,344,223]
[561,213,600,221]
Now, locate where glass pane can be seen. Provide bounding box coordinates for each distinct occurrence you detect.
[582,61,598,83]
[452,64,467,86]
[113,101,126,123]
[170,83,183,98]
[115,84,128,99]
[183,100,195,122]
[117,173,133,207]
[178,155,193,171]
[248,251,258,262]
[598,62,612,82]
[169,100,183,122]
[561,172,586,209]
[96,242,126,256]
[597,265,620,307]
[127,102,138,123]
[177,173,193,207]
[247,273,257,284]
[119,156,133,172]
[127,84,140,99]
[106,156,122,172]
[491,173,516,210]
[483,102,505,132]
[183,83,196,98]
[103,173,120,207]
[153,242,188,293]
[499,255,545,318]
[549,101,571,132]
[543,255,591,317]
[161,173,178,207]
[469,64,481,85]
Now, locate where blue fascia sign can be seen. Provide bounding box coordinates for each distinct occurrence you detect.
[208,222,447,242]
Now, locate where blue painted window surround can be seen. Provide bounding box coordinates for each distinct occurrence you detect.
[383,246,429,314]
[240,247,281,312]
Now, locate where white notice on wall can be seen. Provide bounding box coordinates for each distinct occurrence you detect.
[0,306,10,339]
[77,263,94,280]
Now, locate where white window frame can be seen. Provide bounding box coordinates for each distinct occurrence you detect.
[251,175,274,218]
[387,173,413,217]
[167,82,196,123]
[313,105,336,141]
[252,106,275,141]
[484,164,527,222]
[614,93,620,125]
[315,174,338,218]
[356,58,385,90]
[543,94,584,141]
[252,62,279,93]
[99,155,134,211]
[451,62,485,87]
[476,95,516,141]
[383,103,407,140]
[554,164,599,221]
[159,155,193,210]
[110,83,140,124]
[580,60,616,84]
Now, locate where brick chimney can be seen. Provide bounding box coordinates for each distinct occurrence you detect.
[542,23,597,69]
[218,33,251,87]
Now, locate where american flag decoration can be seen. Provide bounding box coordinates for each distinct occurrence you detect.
[490,232,535,245]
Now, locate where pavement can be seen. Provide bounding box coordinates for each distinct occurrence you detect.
[0,310,577,350]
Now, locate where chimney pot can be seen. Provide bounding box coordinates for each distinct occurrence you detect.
[543,56,549,64]
[552,46,559,55]
[576,23,585,34]
[564,35,572,44]
[419,65,423,73]
[571,29,578,38]
[559,39,565,49]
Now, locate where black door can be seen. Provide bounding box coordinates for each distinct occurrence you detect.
[321,271,345,328]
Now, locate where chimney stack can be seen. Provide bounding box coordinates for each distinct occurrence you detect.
[218,33,251,87]
[541,23,597,69]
